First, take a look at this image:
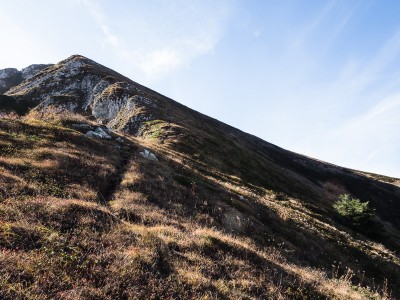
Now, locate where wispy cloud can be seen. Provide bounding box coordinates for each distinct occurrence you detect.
[256,22,400,177]
[291,1,337,50]
[79,0,235,79]
[321,29,400,110]
[324,93,400,174]
[291,0,360,60]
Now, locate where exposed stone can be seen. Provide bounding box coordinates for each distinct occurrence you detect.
[0,68,21,94]
[148,153,158,161]
[94,127,112,139]
[4,55,159,135]
[115,137,124,143]
[139,149,158,161]
[0,68,19,79]
[21,64,53,80]
[85,127,112,140]
[102,126,112,133]
[71,123,92,131]
[85,131,103,139]
[0,64,52,94]
[140,149,150,158]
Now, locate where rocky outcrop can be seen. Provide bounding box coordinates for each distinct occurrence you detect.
[0,64,52,94]
[0,68,21,94]
[21,64,52,80]
[5,55,163,135]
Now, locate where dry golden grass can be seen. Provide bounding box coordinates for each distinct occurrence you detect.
[0,114,398,299]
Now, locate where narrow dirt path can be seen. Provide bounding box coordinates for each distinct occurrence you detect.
[97,139,137,205]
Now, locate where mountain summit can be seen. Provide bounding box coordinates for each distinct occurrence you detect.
[1,55,399,299]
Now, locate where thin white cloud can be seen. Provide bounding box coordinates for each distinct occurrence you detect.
[292,1,336,49]
[323,29,400,109]
[254,25,400,177]
[79,0,235,79]
[75,0,121,48]
[324,1,361,48]
[326,94,400,174]
[140,50,181,76]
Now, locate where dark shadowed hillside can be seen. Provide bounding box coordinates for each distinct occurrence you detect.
[0,55,399,299]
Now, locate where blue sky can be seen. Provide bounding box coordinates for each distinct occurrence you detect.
[1,0,400,177]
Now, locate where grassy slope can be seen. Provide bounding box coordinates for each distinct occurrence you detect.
[0,112,399,299]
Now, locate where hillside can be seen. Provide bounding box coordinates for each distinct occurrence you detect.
[0,55,399,299]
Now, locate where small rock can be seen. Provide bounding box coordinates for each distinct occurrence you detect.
[139,149,149,158]
[115,137,124,143]
[72,123,92,130]
[239,196,245,201]
[139,149,158,161]
[148,153,158,161]
[85,130,102,139]
[85,127,111,140]
[94,127,111,139]
[101,126,112,133]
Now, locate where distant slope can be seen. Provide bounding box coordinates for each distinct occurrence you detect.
[1,55,399,299]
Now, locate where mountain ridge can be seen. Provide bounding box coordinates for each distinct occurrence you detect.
[2,54,400,238]
[1,54,400,299]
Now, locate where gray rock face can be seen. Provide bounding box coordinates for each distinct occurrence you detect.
[0,64,52,94]
[5,55,160,135]
[0,68,19,78]
[0,68,21,94]
[21,64,52,80]
[94,127,112,139]
[86,131,103,139]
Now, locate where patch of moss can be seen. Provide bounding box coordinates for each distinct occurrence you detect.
[144,119,168,139]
